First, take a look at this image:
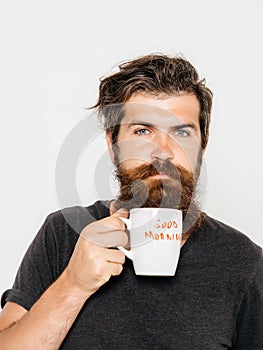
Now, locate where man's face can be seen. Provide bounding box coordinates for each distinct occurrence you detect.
[107,93,204,234]
[107,93,203,176]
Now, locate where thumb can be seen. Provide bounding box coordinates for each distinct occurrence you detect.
[112,208,129,219]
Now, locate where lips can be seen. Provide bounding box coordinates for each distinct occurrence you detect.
[150,172,170,179]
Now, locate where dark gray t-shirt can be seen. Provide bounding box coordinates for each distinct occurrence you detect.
[1,201,263,349]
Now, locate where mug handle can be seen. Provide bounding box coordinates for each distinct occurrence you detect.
[118,217,134,261]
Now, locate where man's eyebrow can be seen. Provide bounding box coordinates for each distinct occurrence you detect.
[126,121,198,132]
[126,121,155,129]
[170,123,198,132]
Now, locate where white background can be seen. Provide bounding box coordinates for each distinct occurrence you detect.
[0,0,262,295]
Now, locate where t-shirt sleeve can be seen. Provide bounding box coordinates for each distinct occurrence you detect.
[1,216,59,311]
[1,203,107,311]
[233,252,263,349]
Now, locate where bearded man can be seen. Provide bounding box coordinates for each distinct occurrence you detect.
[0,54,262,349]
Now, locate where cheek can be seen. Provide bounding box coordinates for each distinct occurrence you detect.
[117,139,155,163]
[171,135,202,171]
[174,144,200,171]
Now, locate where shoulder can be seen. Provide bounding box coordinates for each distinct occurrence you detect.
[27,200,112,271]
[44,200,112,235]
[199,214,262,274]
[203,214,261,249]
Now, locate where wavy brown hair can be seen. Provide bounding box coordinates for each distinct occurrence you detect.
[93,54,213,149]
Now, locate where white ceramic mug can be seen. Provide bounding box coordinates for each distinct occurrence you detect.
[119,208,182,276]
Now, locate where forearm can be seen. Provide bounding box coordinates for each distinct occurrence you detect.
[0,214,127,349]
[0,270,89,350]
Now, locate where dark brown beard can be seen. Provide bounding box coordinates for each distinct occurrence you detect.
[113,159,203,239]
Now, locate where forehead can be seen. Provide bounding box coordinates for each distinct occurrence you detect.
[122,93,200,127]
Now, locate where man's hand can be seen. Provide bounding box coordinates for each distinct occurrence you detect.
[64,209,129,296]
[0,209,129,350]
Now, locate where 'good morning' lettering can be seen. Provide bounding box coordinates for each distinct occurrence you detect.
[154,219,178,229]
[144,231,182,241]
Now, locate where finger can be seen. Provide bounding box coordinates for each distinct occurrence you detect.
[86,216,127,234]
[107,261,124,276]
[103,249,126,264]
[111,208,129,219]
[84,230,128,248]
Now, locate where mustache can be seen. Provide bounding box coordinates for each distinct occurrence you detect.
[116,159,195,186]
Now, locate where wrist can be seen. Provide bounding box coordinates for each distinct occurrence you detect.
[57,269,92,304]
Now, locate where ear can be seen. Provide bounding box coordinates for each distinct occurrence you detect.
[106,131,115,164]
[201,139,209,156]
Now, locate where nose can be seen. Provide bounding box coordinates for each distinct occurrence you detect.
[151,132,174,161]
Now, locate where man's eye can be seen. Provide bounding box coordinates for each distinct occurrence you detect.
[135,129,150,135]
[174,130,189,137]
